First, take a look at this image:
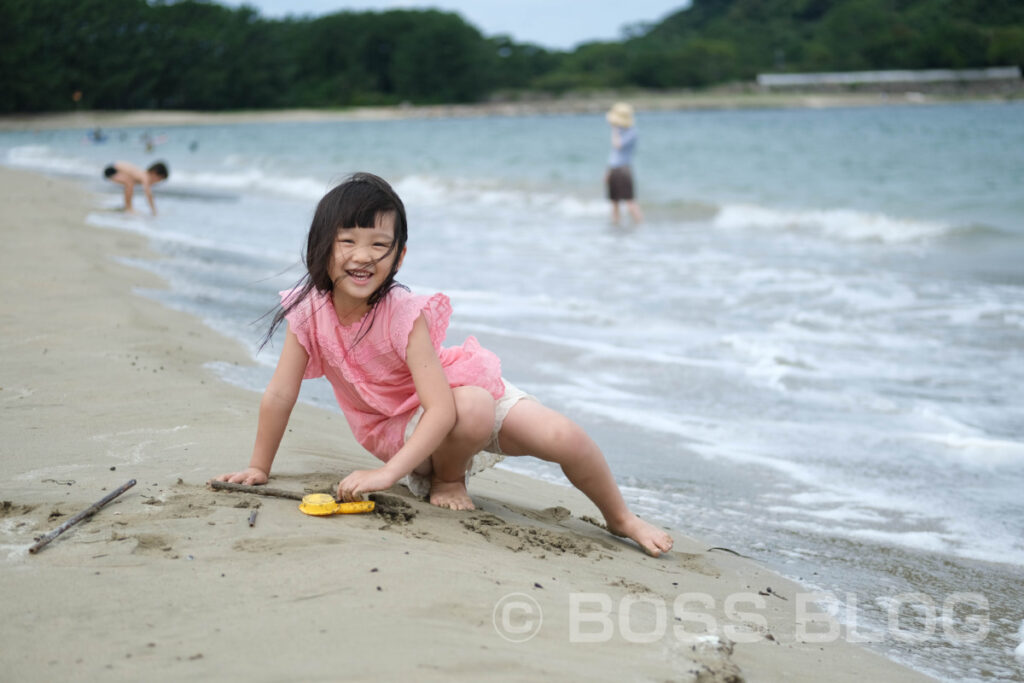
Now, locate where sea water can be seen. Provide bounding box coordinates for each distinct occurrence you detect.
[4,101,1023,681]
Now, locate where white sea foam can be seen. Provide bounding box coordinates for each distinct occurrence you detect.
[766,504,889,525]
[778,519,954,554]
[909,404,981,434]
[85,211,292,264]
[785,489,938,518]
[822,279,920,312]
[913,433,1024,467]
[173,168,328,201]
[774,499,1024,566]
[392,173,607,220]
[5,145,98,176]
[718,333,811,389]
[801,506,889,524]
[713,203,954,243]
[463,319,742,374]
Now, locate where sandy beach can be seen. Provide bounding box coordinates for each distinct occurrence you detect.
[0,165,937,681]
[1,84,1020,132]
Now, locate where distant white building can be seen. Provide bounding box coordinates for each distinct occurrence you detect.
[758,67,1022,88]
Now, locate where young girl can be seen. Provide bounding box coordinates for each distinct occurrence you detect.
[215,172,673,557]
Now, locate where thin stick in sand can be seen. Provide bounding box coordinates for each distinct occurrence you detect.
[208,479,307,501]
[29,479,137,554]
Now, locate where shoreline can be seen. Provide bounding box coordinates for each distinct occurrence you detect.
[0,165,935,681]
[1,87,1020,131]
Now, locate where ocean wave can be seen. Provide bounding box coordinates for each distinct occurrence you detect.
[912,432,1024,467]
[777,519,1024,567]
[712,203,957,244]
[4,145,98,176]
[164,168,611,220]
[85,213,292,269]
[173,167,329,201]
[778,520,955,555]
[393,173,608,218]
[938,221,1013,242]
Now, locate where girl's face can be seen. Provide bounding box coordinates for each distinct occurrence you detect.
[328,211,405,311]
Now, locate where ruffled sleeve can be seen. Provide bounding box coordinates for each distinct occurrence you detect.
[388,291,452,361]
[280,288,324,379]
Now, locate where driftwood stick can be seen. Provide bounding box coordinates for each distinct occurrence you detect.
[208,480,308,501]
[29,479,137,554]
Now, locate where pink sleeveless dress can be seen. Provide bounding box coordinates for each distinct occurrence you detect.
[282,286,505,461]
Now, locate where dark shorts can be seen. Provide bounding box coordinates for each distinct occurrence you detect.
[103,164,116,178]
[607,166,634,201]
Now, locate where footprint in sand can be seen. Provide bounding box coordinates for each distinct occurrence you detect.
[676,551,721,578]
[368,493,417,525]
[142,491,219,520]
[511,505,573,523]
[109,531,176,556]
[460,512,602,558]
[0,501,37,518]
[608,577,657,594]
[673,635,746,683]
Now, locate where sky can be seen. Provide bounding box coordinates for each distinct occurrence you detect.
[218,1,689,50]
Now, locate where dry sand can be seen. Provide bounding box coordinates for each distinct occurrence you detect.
[0,166,935,681]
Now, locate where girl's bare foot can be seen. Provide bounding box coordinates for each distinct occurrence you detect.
[608,513,674,557]
[429,478,475,511]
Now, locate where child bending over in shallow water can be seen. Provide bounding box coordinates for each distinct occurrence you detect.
[215,172,673,557]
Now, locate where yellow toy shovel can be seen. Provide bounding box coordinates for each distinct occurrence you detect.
[298,493,375,516]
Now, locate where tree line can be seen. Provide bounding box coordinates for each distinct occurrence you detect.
[1,0,1021,113]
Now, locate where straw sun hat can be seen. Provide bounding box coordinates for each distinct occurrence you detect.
[606,101,635,127]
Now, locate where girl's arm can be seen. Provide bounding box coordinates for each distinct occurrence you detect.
[337,315,455,500]
[215,324,308,486]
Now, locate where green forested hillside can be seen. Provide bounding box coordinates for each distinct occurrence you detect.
[1,0,1021,112]
[624,0,1024,86]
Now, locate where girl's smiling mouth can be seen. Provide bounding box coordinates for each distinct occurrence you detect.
[347,269,373,282]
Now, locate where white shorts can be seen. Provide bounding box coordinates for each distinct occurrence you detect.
[399,379,536,498]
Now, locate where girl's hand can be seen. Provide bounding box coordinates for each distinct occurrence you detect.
[337,467,397,502]
[214,467,268,486]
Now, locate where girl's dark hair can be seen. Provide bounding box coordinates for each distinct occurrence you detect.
[261,172,409,349]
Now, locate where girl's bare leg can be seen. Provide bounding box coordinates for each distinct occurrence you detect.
[498,400,674,557]
[419,386,495,510]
